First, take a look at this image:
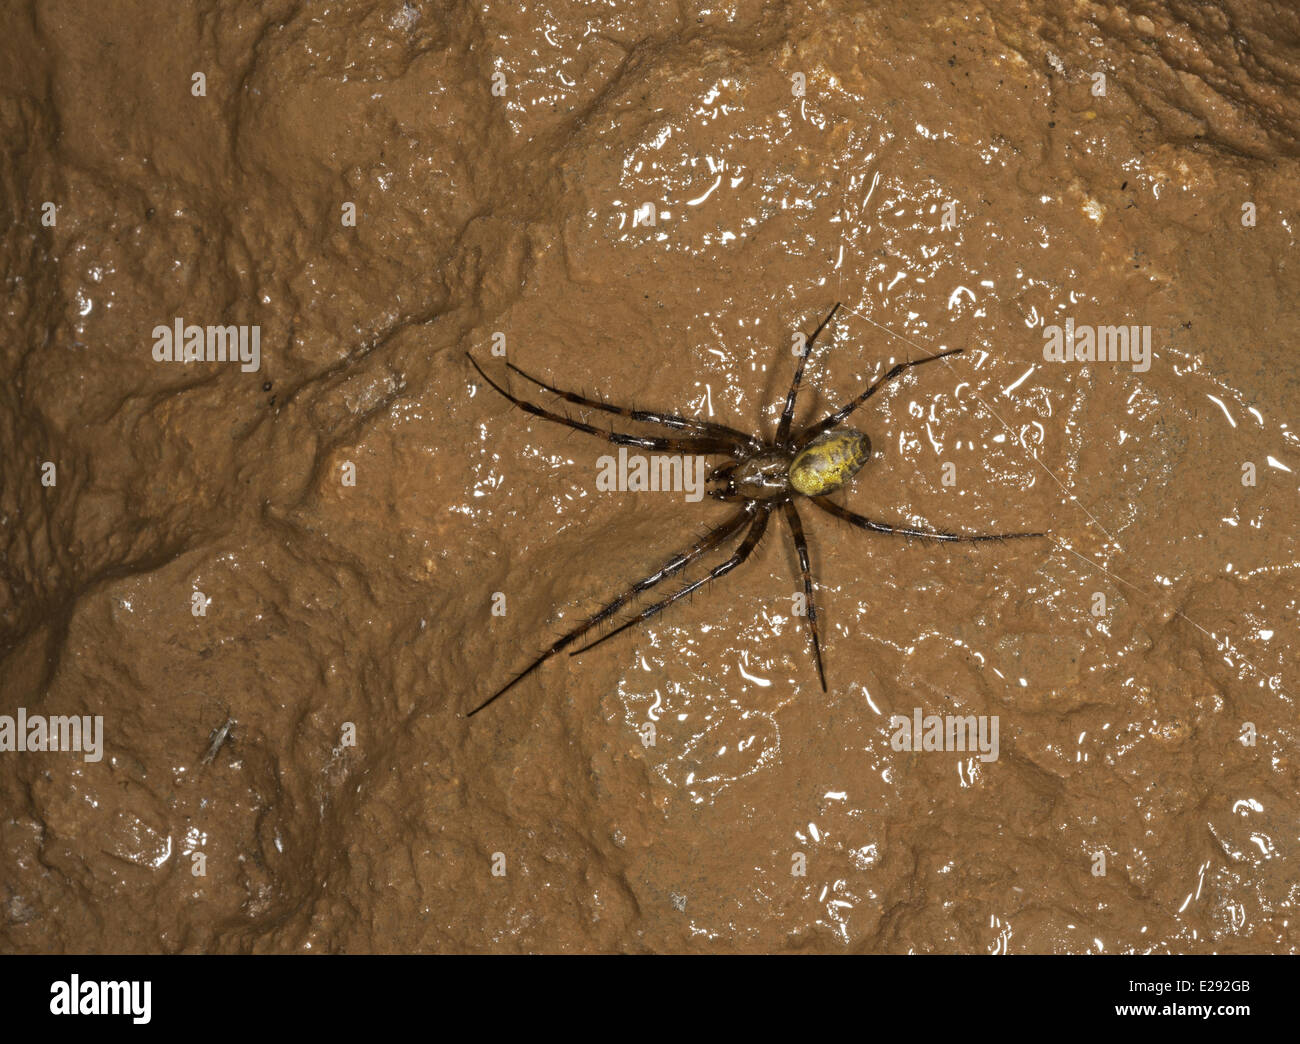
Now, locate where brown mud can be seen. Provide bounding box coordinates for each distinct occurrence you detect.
[1,0,1298,952]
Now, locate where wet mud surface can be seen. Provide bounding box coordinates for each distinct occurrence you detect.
[2,1,1298,952]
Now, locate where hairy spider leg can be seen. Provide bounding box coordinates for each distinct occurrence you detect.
[505,361,759,450]
[571,504,773,657]
[812,497,1045,541]
[467,505,757,717]
[796,347,964,448]
[776,302,842,448]
[781,500,827,692]
[468,356,740,456]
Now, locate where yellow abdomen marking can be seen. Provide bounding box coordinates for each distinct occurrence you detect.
[789,430,872,496]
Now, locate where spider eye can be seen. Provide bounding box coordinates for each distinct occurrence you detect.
[705,463,738,500]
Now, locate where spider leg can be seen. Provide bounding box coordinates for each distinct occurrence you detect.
[466,505,757,717]
[468,356,740,455]
[505,361,759,450]
[570,503,773,657]
[776,303,841,447]
[781,500,827,692]
[795,347,963,448]
[812,496,1045,541]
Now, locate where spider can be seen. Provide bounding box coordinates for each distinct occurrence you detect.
[466,303,1043,717]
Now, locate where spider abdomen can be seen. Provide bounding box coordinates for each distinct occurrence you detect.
[789,430,872,496]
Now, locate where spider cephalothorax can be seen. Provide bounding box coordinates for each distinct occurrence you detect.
[466,302,1042,717]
